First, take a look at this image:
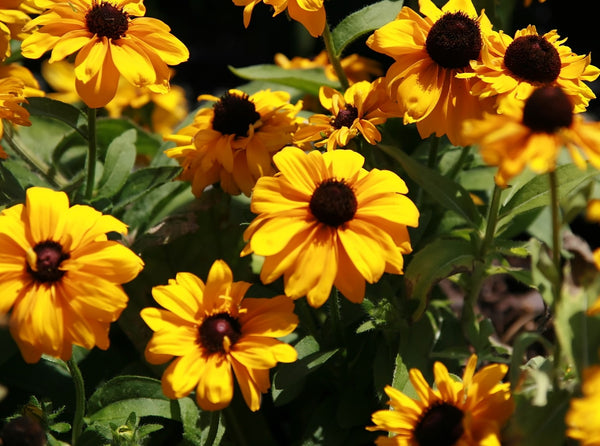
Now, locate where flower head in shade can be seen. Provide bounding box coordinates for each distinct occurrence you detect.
[368,355,514,446]
[164,89,304,197]
[241,146,419,308]
[463,85,600,187]
[464,25,600,113]
[0,76,31,159]
[20,0,189,108]
[140,260,298,411]
[566,365,600,445]
[366,0,494,146]
[0,187,144,363]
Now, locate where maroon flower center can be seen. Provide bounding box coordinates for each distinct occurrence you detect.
[504,35,561,84]
[212,92,261,137]
[309,179,357,227]
[425,12,482,69]
[28,241,69,283]
[413,402,464,446]
[199,313,242,354]
[85,1,129,40]
[522,85,573,133]
[332,104,359,129]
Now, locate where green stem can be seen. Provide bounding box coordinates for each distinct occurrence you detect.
[66,358,86,445]
[84,107,97,200]
[426,136,439,169]
[447,144,472,180]
[321,21,349,91]
[549,170,562,307]
[296,298,321,343]
[224,406,248,446]
[204,410,221,446]
[328,288,346,348]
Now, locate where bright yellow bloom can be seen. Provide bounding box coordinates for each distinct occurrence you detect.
[464,25,600,113]
[0,187,144,363]
[241,146,419,308]
[0,76,31,159]
[566,365,600,445]
[0,2,31,61]
[366,0,495,146]
[368,355,514,446]
[293,79,399,151]
[463,85,600,187]
[165,89,304,197]
[21,0,189,108]
[0,63,45,98]
[140,260,298,411]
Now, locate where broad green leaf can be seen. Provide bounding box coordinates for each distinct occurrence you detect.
[87,376,166,413]
[111,166,181,213]
[24,97,87,138]
[95,129,137,199]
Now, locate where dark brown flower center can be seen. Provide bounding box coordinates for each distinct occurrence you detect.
[199,313,242,354]
[425,12,482,69]
[28,241,69,283]
[332,104,359,129]
[413,402,464,446]
[309,179,357,227]
[522,85,573,133]
[211,92,261,137]
[85,1,129,40]
[504,35,561,83]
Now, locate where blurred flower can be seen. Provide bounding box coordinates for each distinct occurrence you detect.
[0,76,31,159]
[140,259,298,411]
[464,25,600,113]
[524,0,546,6]
[368,355,514,445]
[0,63,45,98]
[293,79,399,151]
[164,89,304,197]
[463,85,600,187]
[0,187,144,363]
[366,0,494,146]
[241,146,419,308]
[566,365,600,444]
[21,0,189,108]
[0,3,31,61]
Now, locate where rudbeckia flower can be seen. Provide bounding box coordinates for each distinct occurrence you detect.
[0,76,31,159]
[366,0,495,146]
[20,0,189,108]
[566,365,600,445]
[164,89,304,197]
[0,187,144,363]
[293,79,400,151]
[0,63,45,99]
[463,85,600,187]
[368,355,514,445]
[140,260,298,411]
[464,25,600,113]
[0,3,31,61]
[241,146,419,308]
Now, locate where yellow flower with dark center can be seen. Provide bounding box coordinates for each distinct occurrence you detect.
[0,76,31,159]
[463,85,600,187]
[241,146,419,308]
[293,79,399,151]
[0,187,144,363]
[164,89,304,197]
[368,355,514,446]
[0,3,31,61]
[463,25,600,113]
[20,0,189,108]
[566,365,600,445]
[140,260,298,411]
[366,0,495,146]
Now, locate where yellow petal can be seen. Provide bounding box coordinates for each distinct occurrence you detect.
[196,354,234,410]
[25,187,69,243]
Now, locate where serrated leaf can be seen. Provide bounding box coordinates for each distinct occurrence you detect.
[95,129,137,199]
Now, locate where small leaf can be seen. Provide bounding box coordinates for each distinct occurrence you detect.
[111,166,181,213]
[95,129,137,199]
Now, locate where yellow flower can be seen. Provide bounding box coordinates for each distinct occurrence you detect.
[366,0,495,146]
[293,79,399,151]
[20,0,189,108]
[464,25,600,113]
[140,260,298,411]
[0,2,32,61]
[0,63,45,98]
[0,187,144,363]
[463,85,600,187]
[241,146,419,308]
[0,76,31,159]
[164,89,304,197]
[566,365,600,445]
[368,355,514,446]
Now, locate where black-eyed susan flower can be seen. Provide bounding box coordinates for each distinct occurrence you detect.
[464,25,599,113]
[0,76,31,159]
[241,146,419,308]
[566,365,600,445]
[0,3,31,61]
[366,0,494,146]
[293,79,399,151]
[368,355,514,446]
[463,85,600,187]
[164,89,304,197]
[140,260,298,412]
[20,0,189,109]
[0,187,144,363]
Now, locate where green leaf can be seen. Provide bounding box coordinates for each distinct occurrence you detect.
[331,0,405,56]
[23,97,87,138]
[95,129,137,199]
[111,166,181,213]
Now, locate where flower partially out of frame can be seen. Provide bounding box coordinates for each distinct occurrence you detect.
[241,146,419,308]
[0,187,144,363]
[0,3,31,61]
[20,0,189,108]
[565,365,600,445]
[140,260,298,411]
[0,76,32,159]
[463,85,600,187]
[368,355,514,446]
